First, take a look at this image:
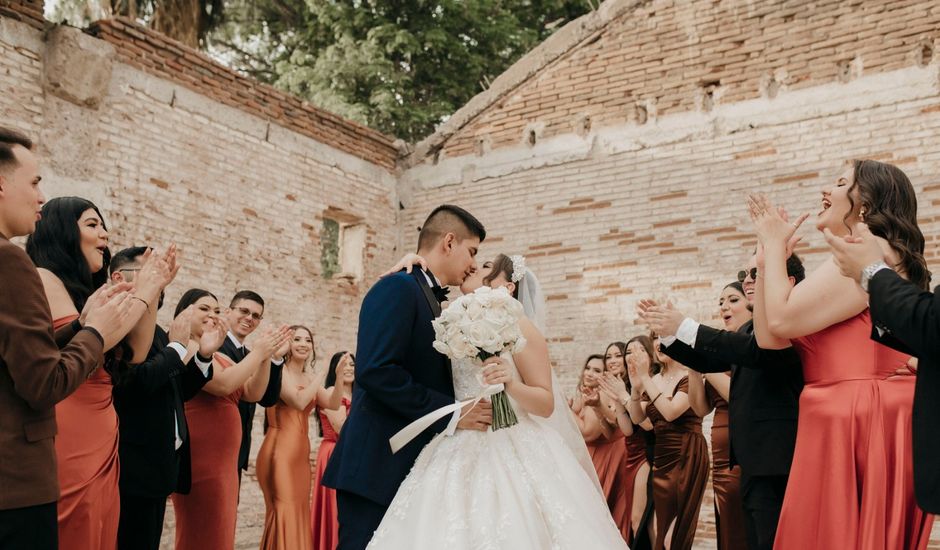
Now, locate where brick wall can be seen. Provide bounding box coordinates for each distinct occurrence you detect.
[0,0,44,30]
[413,0,940,162]
[1,13,402,548]
[4,0,940,547]
[401,0,940,546]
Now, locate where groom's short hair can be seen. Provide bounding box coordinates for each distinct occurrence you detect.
[417,205,486,251]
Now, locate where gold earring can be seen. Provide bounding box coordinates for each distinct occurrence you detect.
[859,209,866,220]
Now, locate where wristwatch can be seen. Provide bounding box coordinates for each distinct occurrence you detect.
[860,261,889,292]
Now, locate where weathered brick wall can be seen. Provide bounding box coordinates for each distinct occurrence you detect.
[1,12,401,548]
[4,0,940,547]
[402,0,940,546]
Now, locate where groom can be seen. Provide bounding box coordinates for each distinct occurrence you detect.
[323,204,493,550]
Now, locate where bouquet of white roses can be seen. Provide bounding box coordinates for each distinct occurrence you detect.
[432,286,527,430]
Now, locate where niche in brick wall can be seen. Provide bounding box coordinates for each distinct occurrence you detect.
[319,208,365,282]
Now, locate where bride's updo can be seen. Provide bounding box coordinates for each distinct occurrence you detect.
[482,254,521,298]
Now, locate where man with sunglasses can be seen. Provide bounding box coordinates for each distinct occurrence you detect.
[220,290,288,485]
[638,253,805,550]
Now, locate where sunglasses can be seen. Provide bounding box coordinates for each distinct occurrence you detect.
[234,306,263,321]
[737,268,758,282]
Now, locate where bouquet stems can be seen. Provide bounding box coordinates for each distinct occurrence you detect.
[479,351,518,431]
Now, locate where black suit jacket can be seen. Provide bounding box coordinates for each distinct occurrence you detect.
[113,326,212,498]
[323,270,455,506]
[219,336,283,472]
[662,320,803,478]
[868,269,940,513]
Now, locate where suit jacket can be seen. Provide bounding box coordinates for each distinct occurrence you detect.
[868,268,940,513]
[221,335,283,472]
[323,270,455,505]
[0,235,104,510]
[113,325,212,498]
[662,320,803,478]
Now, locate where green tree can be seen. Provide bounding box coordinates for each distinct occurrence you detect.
[210,0,590,140]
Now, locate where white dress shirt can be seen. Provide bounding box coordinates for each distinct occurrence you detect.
[166,342,211,450]
[418,269,461,437]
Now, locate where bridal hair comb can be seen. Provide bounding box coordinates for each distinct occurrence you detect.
[509,255,526,283]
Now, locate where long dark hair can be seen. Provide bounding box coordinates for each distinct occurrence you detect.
[605,341,631,389]
[626,334,663,377]
[174,288,218,317]
[26,196,111,310]
[317,350,355,437]
[844,160,930,290]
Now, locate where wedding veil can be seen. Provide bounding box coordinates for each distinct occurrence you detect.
[516,268,604,494]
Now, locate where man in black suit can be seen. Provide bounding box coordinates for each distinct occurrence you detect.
[219,290,285,484]
[638,253,806,550]
[110,247,226,550]
[826,225,940,513]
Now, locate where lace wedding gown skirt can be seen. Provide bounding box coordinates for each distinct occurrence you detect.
[367,356,630,550]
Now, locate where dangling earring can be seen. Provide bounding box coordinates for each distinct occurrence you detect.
[859,209,866,221]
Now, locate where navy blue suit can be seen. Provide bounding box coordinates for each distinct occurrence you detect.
[322,270,455,549]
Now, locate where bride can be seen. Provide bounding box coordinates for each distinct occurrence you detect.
[368,253,629,549]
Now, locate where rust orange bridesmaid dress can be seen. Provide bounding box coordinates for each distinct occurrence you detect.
[171,354,242,550]
[773,311,933,550]
[256,388,317,550]
[53,314,119,550]
[585,423,631,541]
[310,398,350,550]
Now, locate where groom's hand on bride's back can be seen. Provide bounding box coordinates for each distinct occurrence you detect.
[457,401,493,432]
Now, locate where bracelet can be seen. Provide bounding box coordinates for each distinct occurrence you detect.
[131,296,150,309]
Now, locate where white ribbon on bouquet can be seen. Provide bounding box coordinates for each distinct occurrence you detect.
[389,383,505,454]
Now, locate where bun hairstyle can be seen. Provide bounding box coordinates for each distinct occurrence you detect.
[482,254,520,298]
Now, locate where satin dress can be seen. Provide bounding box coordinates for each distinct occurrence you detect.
[256,388,318,550]
[310,398,351,550]
[53,314,120,550]
[646,376,710,550]
[585,415,632,540]
[171,354,243,550]
[773,311,933,550]
[706,382,747,550]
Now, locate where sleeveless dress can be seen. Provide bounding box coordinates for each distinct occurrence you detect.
[622,427,654,548]
[367,355,629,549]
[585,426,632,540]
[171,353,243,550]
[773,311,934,549]
[705,382,747,550]
[53,314,120,550]
[256,388,317,550]
[645,376,710,550]
[311,397,351,550]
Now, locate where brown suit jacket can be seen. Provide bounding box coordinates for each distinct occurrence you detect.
[0,235,104,510]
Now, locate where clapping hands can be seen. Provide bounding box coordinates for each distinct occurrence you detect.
[637,299,683,337]
[747,194,808,251]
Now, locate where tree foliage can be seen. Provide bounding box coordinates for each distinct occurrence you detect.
[209,0,590,140]
[49,0,590,140]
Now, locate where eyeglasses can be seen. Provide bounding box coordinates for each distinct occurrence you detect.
[737,268,758,282]
[234,306,263,321]
[117,268,141,273]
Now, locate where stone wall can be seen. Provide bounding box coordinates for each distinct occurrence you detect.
[4,0,940,546]
[401,0,940,546]
[1,12,402,548]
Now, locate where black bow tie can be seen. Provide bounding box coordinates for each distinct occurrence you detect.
[431,285,450,303]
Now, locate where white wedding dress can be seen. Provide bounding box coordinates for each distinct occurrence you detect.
[367,354,630,550]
